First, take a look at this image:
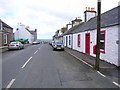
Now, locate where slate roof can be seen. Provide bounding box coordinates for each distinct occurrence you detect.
[64,6,119,35]
[0,19,13,29]
[63,23,81,35]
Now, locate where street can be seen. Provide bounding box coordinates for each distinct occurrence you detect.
[2,44,119,88]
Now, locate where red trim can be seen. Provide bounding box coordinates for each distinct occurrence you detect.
[100,30,106,53]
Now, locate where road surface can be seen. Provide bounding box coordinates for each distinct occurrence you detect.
[2,44,119,88]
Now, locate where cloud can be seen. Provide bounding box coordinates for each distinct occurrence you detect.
[0,0,119,39]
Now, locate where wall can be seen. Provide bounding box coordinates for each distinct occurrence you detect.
[14,25,32,43]
[67,34,72,49]
[73,32,86,53]
[118,1,120,67]
[72,25,119,66]
[0,32,2,47]
[90,26,118,66]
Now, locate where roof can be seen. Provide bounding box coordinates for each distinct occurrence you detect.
[26,28,37,35]
[29,31,37,35]
[63,24,81,35]
[0,19,13,29]
[64,6,119,35]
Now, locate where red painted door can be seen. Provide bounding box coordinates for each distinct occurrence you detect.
[85,33,90,54]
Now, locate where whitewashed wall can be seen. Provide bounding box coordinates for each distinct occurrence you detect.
[72,26,119,66]
[64,35,72,48]
[14,25,33,43]
[119,25,120,66]
[100,26,118,66]
[90,26,118,66]
[63,36,67,46]
[73,32,86,53]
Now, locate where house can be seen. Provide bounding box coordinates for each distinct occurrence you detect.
[63,17,83,48]
[63,6,120,67]
[14,23,37,43]
[0,19,13,47]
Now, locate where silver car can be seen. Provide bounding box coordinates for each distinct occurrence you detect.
[53,41,64,51]
[8,41,24,50]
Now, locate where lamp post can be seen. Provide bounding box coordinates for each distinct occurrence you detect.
[94,0,101,71]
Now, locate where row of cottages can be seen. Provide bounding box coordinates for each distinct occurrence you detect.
[63,6,120,67]
[0,19,14,47]
[14,23,37,43]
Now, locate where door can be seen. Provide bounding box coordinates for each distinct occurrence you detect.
[85,33,90,54]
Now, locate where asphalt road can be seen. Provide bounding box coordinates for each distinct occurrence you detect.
[2,44,119,88]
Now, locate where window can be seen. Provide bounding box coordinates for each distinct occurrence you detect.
[0,22,2,31]
[100,30,106,53]
[69,36,71,45]
[78,34,80,47]
[4,34,7,44]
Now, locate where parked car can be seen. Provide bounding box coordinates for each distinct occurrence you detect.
[8,41,24,50]
[53,41,64,51]
[32,41,40,45]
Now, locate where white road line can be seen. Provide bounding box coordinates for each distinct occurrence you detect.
[38,45,43,50]
[113,82,120,88]
[21,56,32,69]
[66,51,93,68]
[6,79,16,88]
[97,71,106,77]
[34,50,38,54]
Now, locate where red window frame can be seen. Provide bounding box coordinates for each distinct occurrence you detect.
[100,30,106,53]
[78,34,80,47]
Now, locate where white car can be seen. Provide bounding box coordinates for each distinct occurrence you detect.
[8,41,24,50]
[32,41,40,45]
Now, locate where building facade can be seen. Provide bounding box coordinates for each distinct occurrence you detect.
[0,19,13,47]
[14,23,37,43]
[63,6,119,66]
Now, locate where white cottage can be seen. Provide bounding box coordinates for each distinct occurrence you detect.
[14,23,37,43]
[64,6,120,67]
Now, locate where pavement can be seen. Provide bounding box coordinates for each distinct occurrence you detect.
[65,47,120,85]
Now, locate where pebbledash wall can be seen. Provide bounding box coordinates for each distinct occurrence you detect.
[72,25,119,66]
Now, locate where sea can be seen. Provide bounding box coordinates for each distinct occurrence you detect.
[37,39,52,43]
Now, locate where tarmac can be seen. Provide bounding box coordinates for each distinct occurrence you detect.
[65,47,120,85]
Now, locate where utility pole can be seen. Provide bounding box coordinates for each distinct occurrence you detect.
[94,0,101,71]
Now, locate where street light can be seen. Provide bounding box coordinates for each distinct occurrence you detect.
[94,0,101,71]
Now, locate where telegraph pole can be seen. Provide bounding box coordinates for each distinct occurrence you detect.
[94,0,101,71]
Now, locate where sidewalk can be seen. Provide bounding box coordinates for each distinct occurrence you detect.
[65,47,120,85]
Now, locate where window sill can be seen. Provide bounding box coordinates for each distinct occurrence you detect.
[100,49,105,53]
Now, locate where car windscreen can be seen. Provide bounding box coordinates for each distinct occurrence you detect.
[55,41,63,44]
[10,42,18,44]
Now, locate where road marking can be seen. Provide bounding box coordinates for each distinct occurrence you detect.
[21,56,32,69]
[66,51,93,68]
[38,45,43,50]
[6,79,16,88]
[97,71,106,77]
[34,50,38,54]
[113,82,120,88]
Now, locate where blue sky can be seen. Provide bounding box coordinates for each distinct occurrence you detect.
[0,0,119,39]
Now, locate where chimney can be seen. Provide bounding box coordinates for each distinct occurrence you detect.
[66,22,72,30]
[84,7,96,22]
[72,17,82,27]
[35,29,37,32]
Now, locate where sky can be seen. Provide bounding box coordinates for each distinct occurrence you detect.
[0,0,119,39]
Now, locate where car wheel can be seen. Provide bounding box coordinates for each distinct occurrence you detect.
[53,48,55,51]
[18,46,21,50]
